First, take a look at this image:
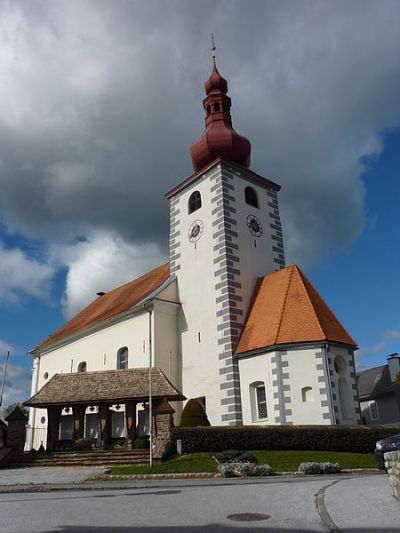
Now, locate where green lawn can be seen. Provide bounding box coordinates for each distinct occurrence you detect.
[111,452,217,475]
[253,450,376,471]
[110,450,376,475]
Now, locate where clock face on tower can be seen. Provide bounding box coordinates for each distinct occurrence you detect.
[188,219,204,242]
[247,214,263,237]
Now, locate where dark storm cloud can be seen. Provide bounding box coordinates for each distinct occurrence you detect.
[0,0,399,313]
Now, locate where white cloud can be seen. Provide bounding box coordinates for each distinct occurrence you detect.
[55,231,164,318]
[0,339,13,355]
[0,1,398,310]
[0,242,54,304]
[383,329,400,340]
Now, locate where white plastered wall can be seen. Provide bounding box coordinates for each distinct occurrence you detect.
[239,346,335,425]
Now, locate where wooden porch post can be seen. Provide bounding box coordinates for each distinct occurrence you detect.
[98,404,111,449]
[125,401,137,448]
[46,406,62,451]
[72,405,86,444]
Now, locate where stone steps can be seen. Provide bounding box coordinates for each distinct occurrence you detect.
[6,449,150,468]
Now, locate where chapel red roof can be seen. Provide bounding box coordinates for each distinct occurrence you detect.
[33,263,170,353]
[236,264,356,355]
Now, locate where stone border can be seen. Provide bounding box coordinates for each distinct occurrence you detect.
[92,468,382,482]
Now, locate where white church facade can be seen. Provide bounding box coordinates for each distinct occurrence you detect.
[26,56,361,449]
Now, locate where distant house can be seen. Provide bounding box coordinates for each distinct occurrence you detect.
[357,354,400,425]
[0,419,7,446]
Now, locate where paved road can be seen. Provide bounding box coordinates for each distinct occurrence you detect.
[0,473,399,532]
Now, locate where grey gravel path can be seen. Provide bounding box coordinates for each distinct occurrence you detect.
[0,466,106,486]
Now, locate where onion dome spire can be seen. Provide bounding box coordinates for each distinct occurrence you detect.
[190,40,251,172]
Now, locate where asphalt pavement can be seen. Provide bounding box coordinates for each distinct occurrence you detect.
[0,470,399,532]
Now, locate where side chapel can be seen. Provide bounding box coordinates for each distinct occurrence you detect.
[25,52,361,450]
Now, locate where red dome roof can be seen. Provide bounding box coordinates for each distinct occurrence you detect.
[204,59,228,95]
[190,58,251,172]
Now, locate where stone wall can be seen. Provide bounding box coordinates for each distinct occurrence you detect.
[385,450,400,501]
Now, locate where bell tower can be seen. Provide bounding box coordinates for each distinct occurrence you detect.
[165,48,285,425]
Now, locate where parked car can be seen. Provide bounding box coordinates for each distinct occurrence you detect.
[375,433,400,470]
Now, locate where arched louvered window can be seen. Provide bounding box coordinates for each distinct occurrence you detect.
[188,191,202,214]
[77,362,87,373]
[117,347,129,370]
[245,186,259,208]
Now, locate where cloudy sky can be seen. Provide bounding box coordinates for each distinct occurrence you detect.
[1,0,400,412]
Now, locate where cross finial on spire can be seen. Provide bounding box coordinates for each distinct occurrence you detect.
[210,33,216,59]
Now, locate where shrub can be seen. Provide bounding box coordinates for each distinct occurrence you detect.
[218,461,272,477]
[217,450,241,462]
[179,399,211,427]
[134,436,150,449]
[218,464,238,478]
[238,452,257,463]
[74,438,95,451]
[170,425,400,454]
[253,464,272,477]
[299,462,341,475]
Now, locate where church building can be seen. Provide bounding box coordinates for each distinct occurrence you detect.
[26,54,361,449]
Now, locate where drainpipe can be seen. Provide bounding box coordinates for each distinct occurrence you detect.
[144,301,154,468]
[323,343,336,425]
[27,355,40,450]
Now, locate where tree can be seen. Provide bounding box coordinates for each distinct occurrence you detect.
[396,371,400,387]
[179,399,211,427]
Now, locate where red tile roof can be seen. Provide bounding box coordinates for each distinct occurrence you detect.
[34,263,170,353]
[236,264,356,355]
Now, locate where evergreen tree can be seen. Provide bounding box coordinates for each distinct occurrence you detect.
[179,399,211,427]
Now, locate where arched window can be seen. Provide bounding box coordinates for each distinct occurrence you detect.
[77,362,87,373]
[245,187,259,208]
[334,355,346,374]
[207,105,211,115]
[250,381,268,421]
[214,102,220,112]
[188,191,202,214]
[117,347,128,370]
[302,386,313,402]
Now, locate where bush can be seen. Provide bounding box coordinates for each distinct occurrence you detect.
[134,436,150,449]
[299,462,341,475]
[218,464,238,478]
[218,461,272,477]
[179,399,210,427]
[170,425,400,454]
[74,438,95,451]
[217,450,241,462]
[238,452,257,463]
[253,464,272,476]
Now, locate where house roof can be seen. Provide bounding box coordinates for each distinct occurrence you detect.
[24,368,185,407]
[33,263,171,353]
[236,264,357,355]
[357,364,396,399]
[5,406,28,421]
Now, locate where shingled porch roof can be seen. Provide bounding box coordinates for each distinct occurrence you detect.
[24,367,185,407]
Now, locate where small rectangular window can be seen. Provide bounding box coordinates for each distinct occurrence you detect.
[256,386,268,419]
[369,401,379,421]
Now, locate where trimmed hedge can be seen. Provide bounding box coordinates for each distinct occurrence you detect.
[170,425,400,454]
